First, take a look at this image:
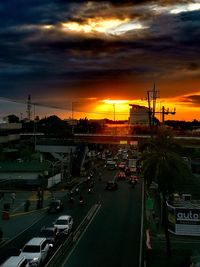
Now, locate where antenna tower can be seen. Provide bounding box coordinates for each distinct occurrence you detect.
[27,94,32,120]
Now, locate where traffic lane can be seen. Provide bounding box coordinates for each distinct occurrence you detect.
[0,189,99,264]
[0,167,119,264]
[63,180,142,267]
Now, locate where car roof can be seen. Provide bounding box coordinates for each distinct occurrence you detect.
[41,226,56,231]
[24,237,46,246]
[56,215,71,220]
[1,256,27,266]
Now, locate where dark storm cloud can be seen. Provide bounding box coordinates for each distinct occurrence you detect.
[57,0,152,4]
[181,95,200,105]
[0,0,200,103]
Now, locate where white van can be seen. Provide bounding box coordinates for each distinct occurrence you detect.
[53,215,73,235]
[19,237,50,266]
[1,256,29,267]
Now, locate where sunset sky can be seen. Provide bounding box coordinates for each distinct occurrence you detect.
[0,0,200,121]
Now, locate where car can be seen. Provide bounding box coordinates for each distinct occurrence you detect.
[117,171,126,180]
[1,256,30,267]
[38,226,59,247]
[130,167,137,174]
[53,215,73,235]
[19,237,50,266]
[47,199,64,214]
[118,162,126,170]
[129,175,139,184]
[125,167,131,176]
[106,180,118,190]
[107,161,117,170]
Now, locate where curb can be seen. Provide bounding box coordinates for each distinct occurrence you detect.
[10,207,48,217]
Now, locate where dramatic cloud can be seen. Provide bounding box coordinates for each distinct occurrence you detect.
[0,0,199,120]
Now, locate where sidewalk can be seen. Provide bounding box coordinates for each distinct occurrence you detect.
[0,175,84,246]
[0,189,68,246]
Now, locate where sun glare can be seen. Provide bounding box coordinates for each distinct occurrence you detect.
[61,18,147,36]
[103,99,129,105]
[61,18,129,33]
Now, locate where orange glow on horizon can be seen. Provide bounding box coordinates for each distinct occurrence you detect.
[57,98,200,121]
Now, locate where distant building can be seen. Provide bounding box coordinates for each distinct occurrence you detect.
[0,122,22,144]
[129,104,149,125]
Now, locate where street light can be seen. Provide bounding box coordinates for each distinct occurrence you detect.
[113,103,116,121]
[45,160,61,187]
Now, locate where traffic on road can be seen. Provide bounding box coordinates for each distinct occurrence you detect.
[0,147,143,267]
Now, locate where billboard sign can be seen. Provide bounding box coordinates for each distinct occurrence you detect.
[167,203,200,236]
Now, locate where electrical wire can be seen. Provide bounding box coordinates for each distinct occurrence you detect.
[0,96,131,116]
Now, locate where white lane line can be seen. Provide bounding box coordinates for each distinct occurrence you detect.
[139,180,145,267]
[0,212,46,248]
[61,204,101,267]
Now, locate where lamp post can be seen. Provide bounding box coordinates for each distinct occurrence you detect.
[113,103,116,122]
[45,160,61,188]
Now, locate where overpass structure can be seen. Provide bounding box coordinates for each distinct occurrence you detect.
[74,133,200,148]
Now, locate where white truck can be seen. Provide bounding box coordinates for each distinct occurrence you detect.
[128,158,137,168]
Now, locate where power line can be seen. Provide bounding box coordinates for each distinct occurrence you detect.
[0,96,131,116]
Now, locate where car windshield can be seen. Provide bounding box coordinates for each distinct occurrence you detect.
[40,230,53,237]
[55,219,68,225]
[23,245,40,253]
[50,201,59,207]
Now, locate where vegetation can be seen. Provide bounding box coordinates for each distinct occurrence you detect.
[140,127,193,257]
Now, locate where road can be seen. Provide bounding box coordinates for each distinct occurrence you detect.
[0,167,143,267]
[62,170,143,267]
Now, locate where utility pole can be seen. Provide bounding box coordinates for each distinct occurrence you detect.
[33,104,37,151]
[72,102,74,121]
[161,106,176,125]
[147,83,159,129]
[27,94,32,121]
[71,102,75,135]
[113,103,116,121]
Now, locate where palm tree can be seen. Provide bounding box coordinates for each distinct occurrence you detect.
[140,127,192,257]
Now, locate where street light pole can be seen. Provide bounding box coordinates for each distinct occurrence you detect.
[45,160,61,188]
[113,103,116,121]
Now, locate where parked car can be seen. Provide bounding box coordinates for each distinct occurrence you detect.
[1,256,29,267]
[106,180,118,191]
[117,171,126,180]
[19,237,50,266]
[53,215,73,236]
[39,226,59,247]
[47,199,64,214]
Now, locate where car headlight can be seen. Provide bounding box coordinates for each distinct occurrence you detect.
[31,257,39,262]
[29,258,40,267]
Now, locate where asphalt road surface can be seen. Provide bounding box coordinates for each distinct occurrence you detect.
[0,167,143,267]
[62,170,143,267]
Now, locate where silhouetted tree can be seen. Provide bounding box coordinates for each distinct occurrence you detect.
[141,127,192,257]
[36,115,72,137]
[7,114,19,123]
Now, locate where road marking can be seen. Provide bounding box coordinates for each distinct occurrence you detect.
[61,204,101,267]
[0,212,46,248]
[139,179,145,267]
